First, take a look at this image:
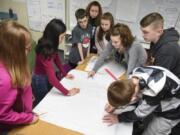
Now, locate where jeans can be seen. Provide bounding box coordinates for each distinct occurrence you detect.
[32,74,52,106]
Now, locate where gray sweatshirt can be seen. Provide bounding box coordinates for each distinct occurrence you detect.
[93,40,147,76]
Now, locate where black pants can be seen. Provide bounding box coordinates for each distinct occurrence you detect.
[170,122,180,135]
[133,114,153,135]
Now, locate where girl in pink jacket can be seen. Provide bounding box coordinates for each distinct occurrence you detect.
[0,20,38,131]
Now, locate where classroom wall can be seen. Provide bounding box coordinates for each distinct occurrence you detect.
[0,0,42,43]
[0,0,179,48]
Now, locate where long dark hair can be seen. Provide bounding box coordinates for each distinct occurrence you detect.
[36,19,66,58]
[97,12,114,42]
[86,1,102,26]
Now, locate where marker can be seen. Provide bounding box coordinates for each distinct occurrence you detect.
[104,68,118,81]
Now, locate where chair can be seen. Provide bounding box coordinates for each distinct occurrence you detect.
[28,40,36,73]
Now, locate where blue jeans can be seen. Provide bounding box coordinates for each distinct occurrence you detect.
[32,74,52,106]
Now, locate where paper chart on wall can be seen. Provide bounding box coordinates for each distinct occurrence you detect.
[155,0,180,28]
[27,0,65,32]
[69,0,113,29]
[34,69,133,135]
[115,0,140,22]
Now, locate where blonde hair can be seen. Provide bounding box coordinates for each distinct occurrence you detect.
[107,80,135,107]
[0,20,31,88]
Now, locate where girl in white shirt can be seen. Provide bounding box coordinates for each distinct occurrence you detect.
[95,12,114,55]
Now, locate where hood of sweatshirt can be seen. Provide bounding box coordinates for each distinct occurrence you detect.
[150,28,179,52]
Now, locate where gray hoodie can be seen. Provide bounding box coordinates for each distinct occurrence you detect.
[93,40,147,76]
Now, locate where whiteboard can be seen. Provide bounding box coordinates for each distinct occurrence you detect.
[27,0,65,32]
[68,0,180,40]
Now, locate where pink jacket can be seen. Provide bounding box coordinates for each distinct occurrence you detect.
[0,63,33,125]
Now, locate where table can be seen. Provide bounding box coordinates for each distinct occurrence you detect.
[8,55,131,135]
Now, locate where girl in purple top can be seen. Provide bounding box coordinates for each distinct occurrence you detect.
[0,21,38,131]
[32,19,79,106]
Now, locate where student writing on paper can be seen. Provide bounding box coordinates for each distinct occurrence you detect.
[88,23,147,77]
[32,19,79,106]
[86,1,103,54]
[103,66,180,135]
[0,21,38,131]
[95,12,114,55]
[69,9,93,68]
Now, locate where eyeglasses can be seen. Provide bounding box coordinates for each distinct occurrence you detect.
[25,45,32,52]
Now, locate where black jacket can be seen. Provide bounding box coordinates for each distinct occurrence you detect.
[118,66,180,122]
[150,28,180,78]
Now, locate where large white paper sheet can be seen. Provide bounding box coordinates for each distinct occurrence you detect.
[34,70,132,135]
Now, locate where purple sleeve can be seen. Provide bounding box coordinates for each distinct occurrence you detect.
[39,56,69,95]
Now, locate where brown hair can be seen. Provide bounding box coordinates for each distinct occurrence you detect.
[86,1,103,26]
[140,12,164,29]
[107,80,135,107]
[0,20,31,88]
[111,23,134,48]
[75,8,87,20]
[97,12,114,42]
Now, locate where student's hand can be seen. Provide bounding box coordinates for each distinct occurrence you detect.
[105,103,115,113]
[67,88,80,96]
[65,74,74,80]
[102,114,118,126]
[88,70,96,78]
[78,60,84,65]
[29,115,39,124]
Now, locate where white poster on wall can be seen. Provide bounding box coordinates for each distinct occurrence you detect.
[27,0,65,32]
[156,0,180,28]
[115,0,140,22]
[69,0,113,29]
